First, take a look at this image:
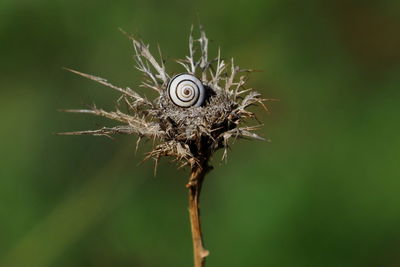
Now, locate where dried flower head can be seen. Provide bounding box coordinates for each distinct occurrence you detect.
[61,26,268,170]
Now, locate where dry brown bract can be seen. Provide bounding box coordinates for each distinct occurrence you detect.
[60,26,267,169]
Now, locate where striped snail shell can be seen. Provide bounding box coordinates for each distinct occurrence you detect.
[168,74,205,108]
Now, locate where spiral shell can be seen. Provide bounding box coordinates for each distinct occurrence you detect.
[167,74,205,108]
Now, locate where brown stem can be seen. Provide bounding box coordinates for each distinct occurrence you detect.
[186,162,210,267]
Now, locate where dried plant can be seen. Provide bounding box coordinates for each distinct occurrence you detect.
[60,26,270,267]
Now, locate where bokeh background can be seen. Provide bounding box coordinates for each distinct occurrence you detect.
[1,0,400,266]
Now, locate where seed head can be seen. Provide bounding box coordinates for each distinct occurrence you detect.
[61,26,270,169]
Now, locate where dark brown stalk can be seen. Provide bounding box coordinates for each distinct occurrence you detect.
[186,161,210,267]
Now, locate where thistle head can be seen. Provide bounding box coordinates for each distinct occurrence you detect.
[62,26,269,170]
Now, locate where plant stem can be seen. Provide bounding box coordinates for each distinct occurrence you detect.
[186,162,210,267]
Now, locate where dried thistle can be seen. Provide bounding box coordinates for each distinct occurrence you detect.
[61,26,270,267]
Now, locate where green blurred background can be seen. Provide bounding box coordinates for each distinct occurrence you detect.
[1,0,400,266]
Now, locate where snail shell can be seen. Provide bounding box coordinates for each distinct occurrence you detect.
[168,74,205,108]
